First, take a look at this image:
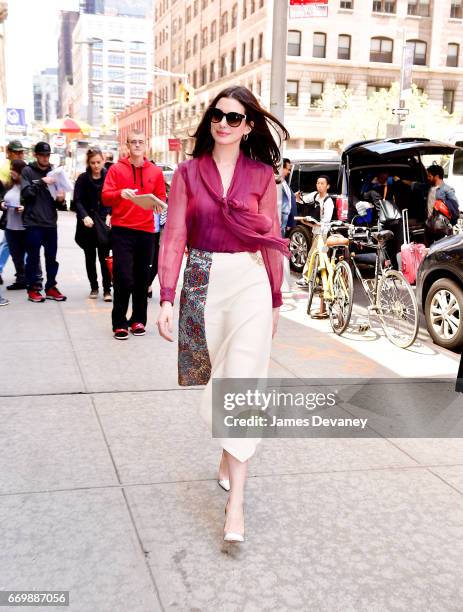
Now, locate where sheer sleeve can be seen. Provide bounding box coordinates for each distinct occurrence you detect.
[259,170,284,308]
[158,167,188,304]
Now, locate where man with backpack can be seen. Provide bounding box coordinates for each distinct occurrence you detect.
[394,165,459,247]
[423,164,459,246]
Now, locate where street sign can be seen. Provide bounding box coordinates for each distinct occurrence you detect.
[168,138,181,152]
[401,43,414,98]
[6,108,26,128]
[289,0,328,18]
[52,134,66,149]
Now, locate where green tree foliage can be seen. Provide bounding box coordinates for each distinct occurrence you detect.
[315,82,458,149]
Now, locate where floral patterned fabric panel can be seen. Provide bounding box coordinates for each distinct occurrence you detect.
[178,248,212,386]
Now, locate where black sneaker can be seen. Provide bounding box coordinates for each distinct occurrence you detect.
[114,328,129,340]
[7,282,27,290]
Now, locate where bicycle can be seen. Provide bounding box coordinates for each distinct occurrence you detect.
[339,222,419,348]
[298,218,354,335]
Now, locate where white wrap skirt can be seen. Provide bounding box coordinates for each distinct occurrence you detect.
[178,248,273,462]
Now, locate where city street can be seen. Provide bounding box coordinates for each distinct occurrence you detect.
[1,212,463,611]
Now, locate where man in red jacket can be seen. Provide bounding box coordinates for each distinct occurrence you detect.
[102,130,166,339]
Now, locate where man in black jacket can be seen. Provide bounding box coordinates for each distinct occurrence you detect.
[21,142,67,302]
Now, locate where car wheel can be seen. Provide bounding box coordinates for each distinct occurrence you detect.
[424,278,463,350]
[289,225,312,273]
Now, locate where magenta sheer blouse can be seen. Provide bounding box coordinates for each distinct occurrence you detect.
[158,152,289,308]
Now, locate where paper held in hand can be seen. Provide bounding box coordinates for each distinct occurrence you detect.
[130,193,167,211]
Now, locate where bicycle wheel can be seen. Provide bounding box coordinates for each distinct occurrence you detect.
[327,259,354,335]
[377,269,419,348]
[306,253,320,315]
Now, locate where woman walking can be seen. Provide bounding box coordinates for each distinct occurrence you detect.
[157,86,289,543]
[74,148,112,301]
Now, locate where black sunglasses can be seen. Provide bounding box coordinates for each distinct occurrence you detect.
[209,108,246,128]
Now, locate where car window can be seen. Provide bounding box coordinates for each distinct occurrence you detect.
[453,150,463,176]
[298,163,339,195]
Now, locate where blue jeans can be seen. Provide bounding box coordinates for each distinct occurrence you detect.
[25,226,59,291]
[0,235,10,273]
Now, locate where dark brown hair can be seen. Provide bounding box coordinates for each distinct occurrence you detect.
[11,159,26,175]
[191,86,289,172]
[86,147,104,168]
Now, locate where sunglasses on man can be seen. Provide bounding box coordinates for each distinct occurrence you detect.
[209,108,247,128]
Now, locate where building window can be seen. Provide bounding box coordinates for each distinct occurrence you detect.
[193,0,198,16]
[450,0,462,17]
[250,0,255,12]
[211,21,217,42]
[407,0,430,16]
[108,53,124,66]
[407,39,427,65]
[372,0,396,12]
[310,81,323,106]
[220,54,227,77]
[242,42,246,66]
[201,0,207,8]
[340,0,353,7]
[108,69,124,81]
[201,27,208,48]
[249,38,254,62]
[257,79,261,96]
[186,6,191,22]
[185,40,191,59]
[92,52,103,65]
[192,69,198,88]
[370,37,393,62]
[443,89,455,113]
[201,65,207,86]
[258,33,263,59]
[447,43,459,66]
[313,32,326,58]
[231,48,236,72]
[367,84,390,97]
[92,68,103,80]
[232,3,238,27]
[286,80,299,106]
[193,34,198,54]
[108,84,125,96]
[221,12,229,34]
[243,0,247,19]
[288,30,301,56]
[338,34,351,60]
[210,60,216,81]
[130,55,146,66]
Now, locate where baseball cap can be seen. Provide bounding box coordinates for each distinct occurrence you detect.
[34,142,52,154]
[7,139,25,152]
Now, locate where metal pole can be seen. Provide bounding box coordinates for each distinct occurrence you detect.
[398,30,406,127]
[269,0,288,124]
[88,41,94,126]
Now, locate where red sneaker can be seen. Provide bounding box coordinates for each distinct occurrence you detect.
[114,328,129,340]
[45,287,67,301]
[28,290,45,303]
[130,322,146,336]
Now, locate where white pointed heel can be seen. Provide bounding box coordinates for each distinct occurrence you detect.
[223,501,245,543]
[218,478,230,492]
[223,531,245,543]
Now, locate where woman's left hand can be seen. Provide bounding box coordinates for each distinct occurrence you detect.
[272,307,280,338]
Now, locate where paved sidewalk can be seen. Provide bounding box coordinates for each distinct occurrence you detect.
[1,214,463,612]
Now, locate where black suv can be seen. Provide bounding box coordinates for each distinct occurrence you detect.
[416,233,463,350]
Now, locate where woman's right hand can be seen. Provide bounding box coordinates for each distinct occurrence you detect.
[157,301,174,342]
[83,216,94,228]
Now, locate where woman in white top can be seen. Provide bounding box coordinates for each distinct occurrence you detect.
[297,175,334,317]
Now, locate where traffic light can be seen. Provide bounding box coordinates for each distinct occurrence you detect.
[178,83,194,105]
